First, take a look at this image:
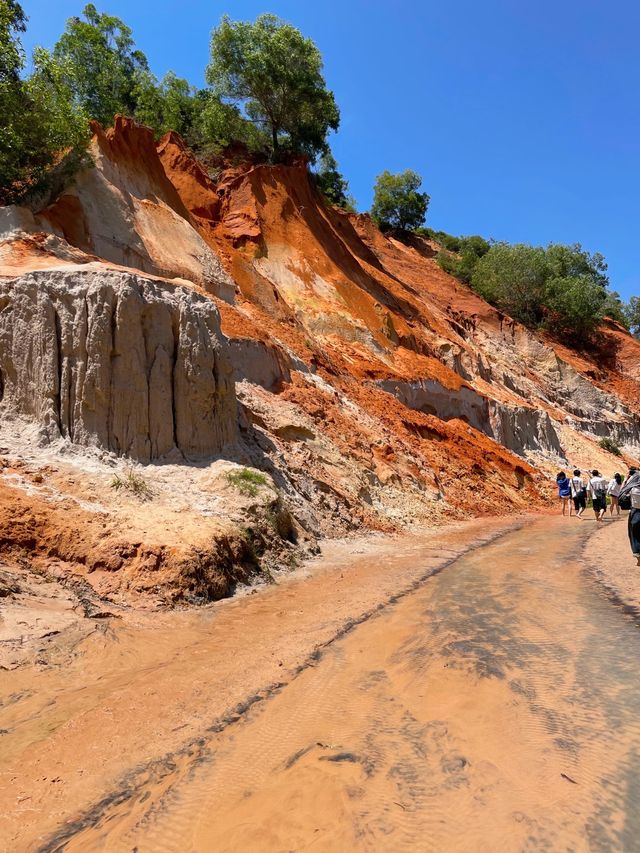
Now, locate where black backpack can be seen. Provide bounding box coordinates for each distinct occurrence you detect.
[620,494,631,511]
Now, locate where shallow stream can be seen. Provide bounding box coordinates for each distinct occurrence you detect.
[42,517,640,851]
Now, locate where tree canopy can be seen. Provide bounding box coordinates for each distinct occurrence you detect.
[626,296,640,338]
[0,0,24,82]
[370,170,429,232]
[52,3,148,127]
[0,0,88,204]
[206,14,339,159]
[0,0,634,343]
[314,151,353,209]
[134,70,202,141]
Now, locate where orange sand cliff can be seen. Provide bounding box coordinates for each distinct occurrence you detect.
[0,116,638,603]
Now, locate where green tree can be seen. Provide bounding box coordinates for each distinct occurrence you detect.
[0,2,89,204]
[626,296,640,338]
[370,170,429,232]
[0,0,28,194]
[314,151,350,208]
[601,290,630,328]
[52,3,149,126]
[134,70,200,141]
[0,0,24,81]
[195,91,263,153]
[545,243,608,289]
[542,244,609,337]
[206,14,339,159]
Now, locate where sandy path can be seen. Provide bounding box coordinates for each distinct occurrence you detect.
[0,516,517,851]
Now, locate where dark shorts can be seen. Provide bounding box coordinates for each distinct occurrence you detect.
[573,492,586,510]
[592,496,607,513]
[630,508,640,556]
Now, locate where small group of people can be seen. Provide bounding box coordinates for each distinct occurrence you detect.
[556,466,640,565]
[556,469,621,520]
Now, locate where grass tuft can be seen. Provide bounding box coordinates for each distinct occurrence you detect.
[225,468,267,497]
[110,467,153,499]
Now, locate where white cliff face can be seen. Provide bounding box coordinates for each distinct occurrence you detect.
[436,316,640,451]
[0,267,237,461]
[376,377,565,459]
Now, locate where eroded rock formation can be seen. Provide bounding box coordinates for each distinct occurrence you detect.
[0,117,639,608]
[38,118,235,303]
[0,267,236,460]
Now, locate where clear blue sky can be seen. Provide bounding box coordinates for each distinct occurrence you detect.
[20,0,640,300]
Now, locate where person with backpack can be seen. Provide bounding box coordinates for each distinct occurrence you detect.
[570,469,587,518]
[556,471,572,516]
[619,467,640,566]
[608,472,623,517]
[589,470,609,521]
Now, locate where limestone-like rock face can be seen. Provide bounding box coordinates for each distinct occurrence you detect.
[0,267,237,461]
[377,377,564,458]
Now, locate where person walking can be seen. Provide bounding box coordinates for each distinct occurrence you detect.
[608,473,623,517]
[619,467,640,566]
[556,471,572,516]
[588,470,609,521]
[570,469,587,518]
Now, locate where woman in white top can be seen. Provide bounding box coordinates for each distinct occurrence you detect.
[608,473,623,516]
[619,468,640,566]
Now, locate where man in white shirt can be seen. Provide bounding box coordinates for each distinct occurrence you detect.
[588,470,609,521]
[570,469,587,518]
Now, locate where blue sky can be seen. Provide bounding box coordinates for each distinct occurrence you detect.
[20,0,640,300]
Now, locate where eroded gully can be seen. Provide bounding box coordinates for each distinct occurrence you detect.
[2,515,640,851]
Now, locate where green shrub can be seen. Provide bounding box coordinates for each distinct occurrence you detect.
[417,227,461,252]
[225,468,267,497]
[544,274,607,338]
[601,291,630,328]
[435,234,491,284]
[468,241,610,340]
[599,437,622,456]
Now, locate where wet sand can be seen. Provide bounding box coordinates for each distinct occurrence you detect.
[2,514,639,850]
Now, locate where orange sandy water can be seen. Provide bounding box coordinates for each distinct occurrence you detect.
[2,515,639,851]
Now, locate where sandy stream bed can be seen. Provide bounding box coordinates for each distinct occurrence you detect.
[1,512,638,851]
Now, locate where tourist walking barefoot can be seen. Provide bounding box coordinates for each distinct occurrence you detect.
[588,470,609,521]
[619,468,640,566]
[608,473,623,517]
[556,471,572,516]
[570,469,587,518]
